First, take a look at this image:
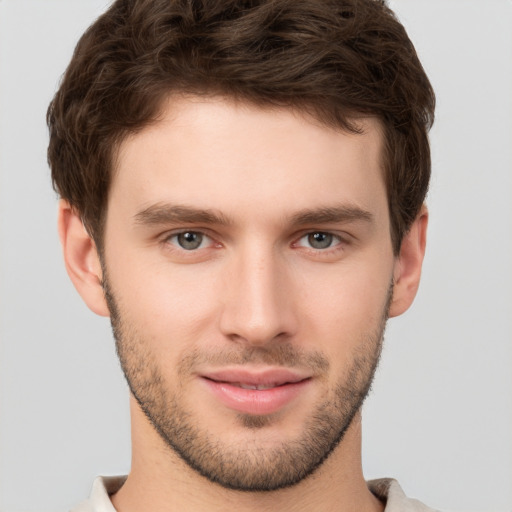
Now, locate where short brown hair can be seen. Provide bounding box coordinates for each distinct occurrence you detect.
[47,0,435,254]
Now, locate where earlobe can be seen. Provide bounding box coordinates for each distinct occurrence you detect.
[389,206,428,318]
[57,200,110,317]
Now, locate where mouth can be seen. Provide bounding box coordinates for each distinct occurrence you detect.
[199,368,312,415]
[220,382,291,390]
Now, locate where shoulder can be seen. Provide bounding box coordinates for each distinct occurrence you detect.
[368,479,440,512]
[70,476,126,512]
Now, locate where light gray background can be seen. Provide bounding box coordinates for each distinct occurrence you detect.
[1,1,511,511]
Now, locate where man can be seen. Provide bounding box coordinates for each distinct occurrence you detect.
[47,0,435,510]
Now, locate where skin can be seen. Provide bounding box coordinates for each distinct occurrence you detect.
[58,96,427,512]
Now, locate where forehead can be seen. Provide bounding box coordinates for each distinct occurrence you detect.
[111,95,386,224]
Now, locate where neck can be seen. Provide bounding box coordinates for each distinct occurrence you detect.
[111,396,384,512]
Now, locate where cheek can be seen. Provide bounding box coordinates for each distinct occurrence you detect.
[105,227,394,365]
[296,262,392,354]
[107,252,223,355]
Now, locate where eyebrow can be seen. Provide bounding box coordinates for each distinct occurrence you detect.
[134,203,233,226]
[134,202,373,229]
[289,205,373,226]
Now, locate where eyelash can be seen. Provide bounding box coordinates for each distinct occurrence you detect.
[162,229,348,255]
[294,232,344,251]
[163,230,217,251]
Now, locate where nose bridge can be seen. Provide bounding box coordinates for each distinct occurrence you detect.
[219,238,295,345]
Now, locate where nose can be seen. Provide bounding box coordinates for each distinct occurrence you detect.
[218,244,297,346]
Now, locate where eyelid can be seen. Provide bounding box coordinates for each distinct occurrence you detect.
[158,227,351,254]
[296,231,340,246]
[291,230,354,258]
[162,229,220,249]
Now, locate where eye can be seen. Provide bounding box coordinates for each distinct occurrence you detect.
[297,232,341,250]
[168,231,210,250]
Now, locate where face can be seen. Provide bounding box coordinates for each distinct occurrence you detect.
[102,97,396,491]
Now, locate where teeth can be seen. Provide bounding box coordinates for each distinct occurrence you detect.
[237,383,277,390]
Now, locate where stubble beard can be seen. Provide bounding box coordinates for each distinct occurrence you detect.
[104,276,390,492]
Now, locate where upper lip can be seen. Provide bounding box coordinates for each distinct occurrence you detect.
[200,368,311,387]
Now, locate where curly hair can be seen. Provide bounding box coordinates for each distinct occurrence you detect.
[47,0,435,254]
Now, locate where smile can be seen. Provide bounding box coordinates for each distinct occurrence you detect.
[200,369,312,415]
[230,382,285,390]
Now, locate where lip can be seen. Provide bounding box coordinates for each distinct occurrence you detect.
[200,368,312,415]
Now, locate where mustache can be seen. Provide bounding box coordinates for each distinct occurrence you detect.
[179,343,330,375]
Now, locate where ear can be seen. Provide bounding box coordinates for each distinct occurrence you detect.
[389,205,428,318]
[57,200,110,317]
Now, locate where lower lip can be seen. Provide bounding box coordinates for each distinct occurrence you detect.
[201,378,310,415]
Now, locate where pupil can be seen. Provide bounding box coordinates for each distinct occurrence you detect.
[309,232,332,249]
[178,232,202,250]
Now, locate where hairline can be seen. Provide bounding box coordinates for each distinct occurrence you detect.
[92,91,392,256]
